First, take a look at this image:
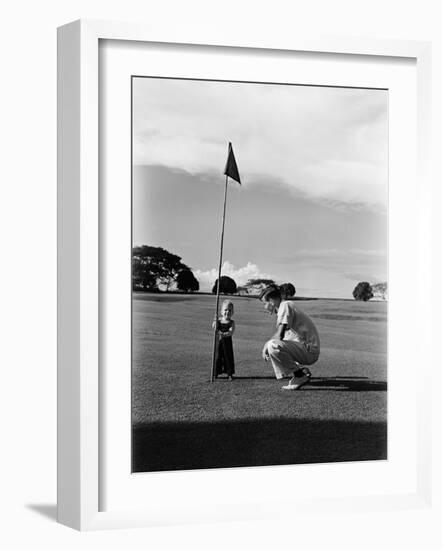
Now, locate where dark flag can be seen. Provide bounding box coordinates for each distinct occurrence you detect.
[223,142,241,184]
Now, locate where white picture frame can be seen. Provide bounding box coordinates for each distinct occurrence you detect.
[57,19,432,531]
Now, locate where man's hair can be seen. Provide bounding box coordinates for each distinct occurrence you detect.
[258,284,281,302]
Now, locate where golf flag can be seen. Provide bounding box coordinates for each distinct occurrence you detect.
[224,142,241,184]
[211,142,241,382]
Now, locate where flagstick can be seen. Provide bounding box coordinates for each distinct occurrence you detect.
[211,174,229,382]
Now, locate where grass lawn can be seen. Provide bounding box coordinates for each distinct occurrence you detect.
[132,293,387,472]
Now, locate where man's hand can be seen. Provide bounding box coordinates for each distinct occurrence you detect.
[262,342,270,361]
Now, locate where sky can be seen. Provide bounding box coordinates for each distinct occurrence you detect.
[132,77,388,298]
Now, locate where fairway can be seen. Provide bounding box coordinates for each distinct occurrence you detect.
[132,293,387,472]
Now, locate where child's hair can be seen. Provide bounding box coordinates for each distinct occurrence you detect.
[221,299,234,315]
[258,284,281,302]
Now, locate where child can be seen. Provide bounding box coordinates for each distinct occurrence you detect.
[213,300,236,380]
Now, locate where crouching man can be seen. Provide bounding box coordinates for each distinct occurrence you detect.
[259,285,320,390]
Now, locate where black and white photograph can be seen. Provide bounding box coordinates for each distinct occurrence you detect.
[131,76,388,473]
[4,0,439,543]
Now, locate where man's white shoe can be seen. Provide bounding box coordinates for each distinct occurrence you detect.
[282,373,310,390]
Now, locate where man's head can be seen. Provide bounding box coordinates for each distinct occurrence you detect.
[258,285,282,315]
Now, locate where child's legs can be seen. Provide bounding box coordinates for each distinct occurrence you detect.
[222,337,235,375]
[266,339,313,379]
[215,339,224,374]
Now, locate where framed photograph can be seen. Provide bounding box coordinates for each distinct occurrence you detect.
[57,20,432,530]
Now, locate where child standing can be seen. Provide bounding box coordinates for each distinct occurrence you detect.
[213,300,236,380]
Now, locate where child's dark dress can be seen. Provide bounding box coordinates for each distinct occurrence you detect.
[215,320,235,377]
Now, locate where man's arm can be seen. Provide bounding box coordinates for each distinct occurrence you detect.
[272,323,287,340]
[262,323,287,360]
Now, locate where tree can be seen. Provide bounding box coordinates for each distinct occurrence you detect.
[372,282,388,300]
[352,281,374,301]
[212,276,237,295]
[243,278,275,295]
[176,269,200,293]
[132,245,190,291]
[132,256,158,291]
[279,282,296,298]
[236,286,249,295]
[246,278,275,287]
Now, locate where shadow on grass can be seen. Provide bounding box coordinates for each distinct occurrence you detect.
[216,376,387,391]
[306,377,387,392]
[225,375,276,380]
[132,417,387,473]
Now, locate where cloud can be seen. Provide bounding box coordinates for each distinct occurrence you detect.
[279,248,387,268]
[343,272,386,284]
[194,261,274,291]
[133,78,388,210]
[292,248,387,259]
[276,248,387,286]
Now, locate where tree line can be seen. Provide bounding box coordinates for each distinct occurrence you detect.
[133,245,386,300]
[132,246,296,296]
[132,245,200,292]
[212,277,296,296]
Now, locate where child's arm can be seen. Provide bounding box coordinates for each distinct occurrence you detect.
[220,320,235,338]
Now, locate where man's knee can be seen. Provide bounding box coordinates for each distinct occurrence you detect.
[305,352,320,366]
[266,339,284,357]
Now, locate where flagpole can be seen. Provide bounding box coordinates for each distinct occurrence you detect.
[211,174,229,382]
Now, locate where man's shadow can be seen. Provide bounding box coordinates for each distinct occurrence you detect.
[234,375,386,391]
[306,376,387,392]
